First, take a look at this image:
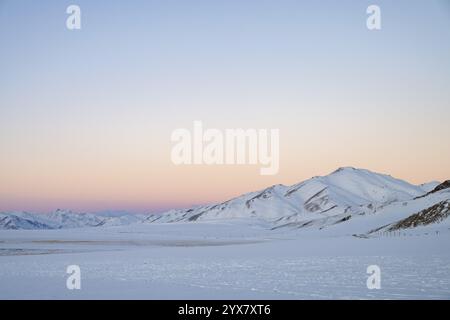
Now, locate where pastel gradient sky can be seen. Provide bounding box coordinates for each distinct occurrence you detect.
[1,0,449,213]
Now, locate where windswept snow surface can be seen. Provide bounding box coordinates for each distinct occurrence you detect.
[0,221,449,299]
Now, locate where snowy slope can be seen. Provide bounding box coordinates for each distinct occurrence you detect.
[419,181,441,192]
[146,167,428,223]
[284,187,450,236]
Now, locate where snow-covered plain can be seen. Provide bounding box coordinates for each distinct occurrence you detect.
[0,220,449,299]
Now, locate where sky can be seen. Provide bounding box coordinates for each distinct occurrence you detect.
[1,0,450,213]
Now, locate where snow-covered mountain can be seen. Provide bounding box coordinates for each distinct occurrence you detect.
[144,167,450,235]
[145,167,427,223]
[0,209,146,230]
[0,211,55,230]
[1,167,449,234]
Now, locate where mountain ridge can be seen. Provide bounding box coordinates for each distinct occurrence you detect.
[145,167,431,223]
[1,167,449,234]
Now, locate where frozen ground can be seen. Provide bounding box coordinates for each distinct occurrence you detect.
[0,220,449,299]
